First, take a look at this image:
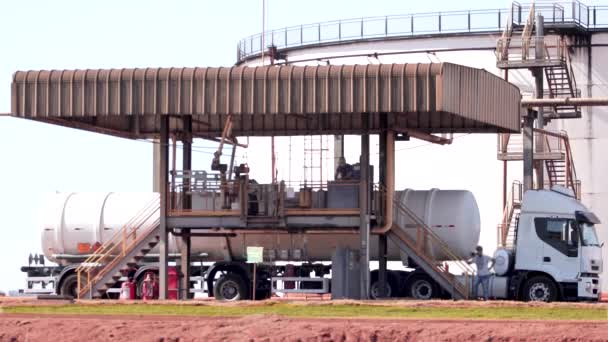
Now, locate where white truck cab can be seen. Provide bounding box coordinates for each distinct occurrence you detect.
[510,187,603,301]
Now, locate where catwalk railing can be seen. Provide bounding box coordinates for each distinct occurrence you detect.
[237,1,608,62]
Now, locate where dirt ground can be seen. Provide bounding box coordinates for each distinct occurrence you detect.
[2,314,608,341]
[1,298,607,341]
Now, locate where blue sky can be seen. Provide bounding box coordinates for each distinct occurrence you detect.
[0,0,570,292]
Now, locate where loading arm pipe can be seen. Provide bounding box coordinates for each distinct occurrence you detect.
[396,128,452,145]
[522,97,608,107]
[372,130,395,234]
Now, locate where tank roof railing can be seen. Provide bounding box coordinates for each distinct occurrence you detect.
[236,1,608,63]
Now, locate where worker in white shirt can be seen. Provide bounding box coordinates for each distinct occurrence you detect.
[467,245,495,300]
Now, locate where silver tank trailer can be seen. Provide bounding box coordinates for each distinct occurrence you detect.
[40,189,480,265]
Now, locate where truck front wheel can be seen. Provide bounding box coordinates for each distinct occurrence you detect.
[213,273,250,301]
[523,276,558,302]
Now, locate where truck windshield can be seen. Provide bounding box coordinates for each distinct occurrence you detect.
[580,223,600,246]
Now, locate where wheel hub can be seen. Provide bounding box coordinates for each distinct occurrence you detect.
[412,280,432,299]
[370,281,392,299]
[221,280,239,300]
[529,283,550,301]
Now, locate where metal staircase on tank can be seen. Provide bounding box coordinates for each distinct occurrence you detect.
[495,2,581,120]
[495,3,584,249]
[76,197,160,299]
[539,129,581,196]
[497,129,580,195]
[544,48,581,119]
[388,199,475,300]
[497,129,581,248]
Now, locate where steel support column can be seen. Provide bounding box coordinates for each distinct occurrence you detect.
[359,116,370,300]
[180,115,192,300]
[377,115,388,298]
[159,115,169,300]
[523,109,535,192]
[534,14,545,189]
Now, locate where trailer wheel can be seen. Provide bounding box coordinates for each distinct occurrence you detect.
[370,279,393,299]
[408,276,437,300]
[214,273,249,301]
[523,276,558,302]
[59,274,81,298]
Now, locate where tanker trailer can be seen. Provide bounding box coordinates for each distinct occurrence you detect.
[20,185,603,302]
[21,189,480,300]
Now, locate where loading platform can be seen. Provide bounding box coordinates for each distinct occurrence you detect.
[10,62,520,300]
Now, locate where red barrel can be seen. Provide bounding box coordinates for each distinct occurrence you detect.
[120,280,136,300]
[168,267,179,300]
[285,264,295,290]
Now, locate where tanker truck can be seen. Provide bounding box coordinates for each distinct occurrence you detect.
[20,186,602,302]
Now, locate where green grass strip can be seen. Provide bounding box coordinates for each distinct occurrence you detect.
[2,303,607,321]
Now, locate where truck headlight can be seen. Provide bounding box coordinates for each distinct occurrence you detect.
[585,282,592,291]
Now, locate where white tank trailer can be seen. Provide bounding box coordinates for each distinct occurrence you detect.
[24,186,602,301]
[40,189,480,265]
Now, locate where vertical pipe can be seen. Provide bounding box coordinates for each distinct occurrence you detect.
[318,23,321,42]
[181,115,192,300]
[535,14,545,189]
[499,9,501,29]
[153,140,161,192]
[385,16,388,36]
[378,114,388,298]
[503,70,509,210]
[261,0,265,63]
[359,115,370,300]
[503,161,508,210]
[159,115,169,300]
[334,135,344,176]
[360,18,364,37]
[411,16,414,34]
[523,109,535,192]
[271,137,276,183]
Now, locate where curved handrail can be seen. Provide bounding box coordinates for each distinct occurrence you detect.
[236,1,606,63]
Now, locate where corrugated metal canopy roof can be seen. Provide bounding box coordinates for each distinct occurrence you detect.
[11,63,520,138]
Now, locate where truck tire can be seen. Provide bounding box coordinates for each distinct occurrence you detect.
[370,279,393,299]
[407,275,437,300]
[213,273,249,301]
[59,274,81,298]
[523,276,558,302]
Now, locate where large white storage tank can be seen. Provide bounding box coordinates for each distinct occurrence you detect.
[40,189,480,265]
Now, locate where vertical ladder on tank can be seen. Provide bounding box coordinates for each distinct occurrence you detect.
[302,135,330,188]
[388,199,475,300]
[76,197,161,299]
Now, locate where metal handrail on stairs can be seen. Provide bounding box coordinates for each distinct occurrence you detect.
[498,181,522,247]
[76,197,160,299]
[391,199,474,299]
[535,128,580,199]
